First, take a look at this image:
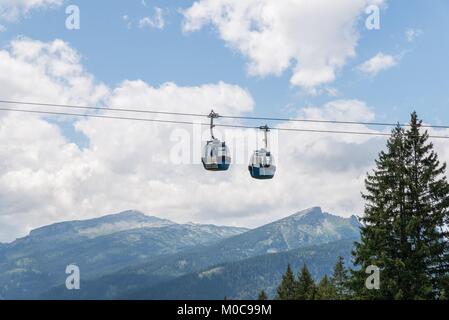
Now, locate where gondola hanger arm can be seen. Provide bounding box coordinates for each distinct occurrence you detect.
[208,109,220,140]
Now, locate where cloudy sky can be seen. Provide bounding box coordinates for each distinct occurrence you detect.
[0,0,449,242]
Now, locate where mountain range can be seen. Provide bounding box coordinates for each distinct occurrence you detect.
[0,207,361,300]
[0,210,246,299]
[126,239,355,300]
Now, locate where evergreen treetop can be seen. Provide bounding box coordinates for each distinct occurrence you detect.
[352,112,449,299]
[276,264,296,300]
[295,264,316,300]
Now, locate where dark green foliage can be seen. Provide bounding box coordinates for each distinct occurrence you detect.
[257,290,268,300]
[98,240,354,300]
[351,112,449,299]
[315,275,336,300]
[276,264,296,300]
[294,264,316,300]
[439,276,449,300]
[331,256,349,299]
[274,260,344,300]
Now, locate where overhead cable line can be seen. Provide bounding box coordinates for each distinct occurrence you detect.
[2,107,449,139]
[0,100,207,118]
[1,99,449,129]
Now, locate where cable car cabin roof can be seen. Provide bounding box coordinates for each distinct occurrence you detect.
[203,139,229,153]
[204,139,228,147]
[253,149,271,156]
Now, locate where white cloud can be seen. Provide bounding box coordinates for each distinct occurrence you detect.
[405,28,423,42]
[357,52,399,75]
[122,14,132,29]
[0,0,63,21]
[2,38,448,244]
[0,38,254,241]
[0,37,109,105]
[0,24,6,32]
[139,7,166,30]
[181,0,385,90]
[0,38,110,241]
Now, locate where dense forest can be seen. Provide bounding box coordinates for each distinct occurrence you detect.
[262,113,449,300]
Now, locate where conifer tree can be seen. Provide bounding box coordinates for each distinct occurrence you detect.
[331,256,349,299]
[404,113,449,298]
[351,112,449,299]
[257,290,268,300]
[276,264,296,300]
[439,276,449,300]
[295,264,316,300]
[315,275,337,300]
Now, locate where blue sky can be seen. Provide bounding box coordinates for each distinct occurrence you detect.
[2,0,448,127]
